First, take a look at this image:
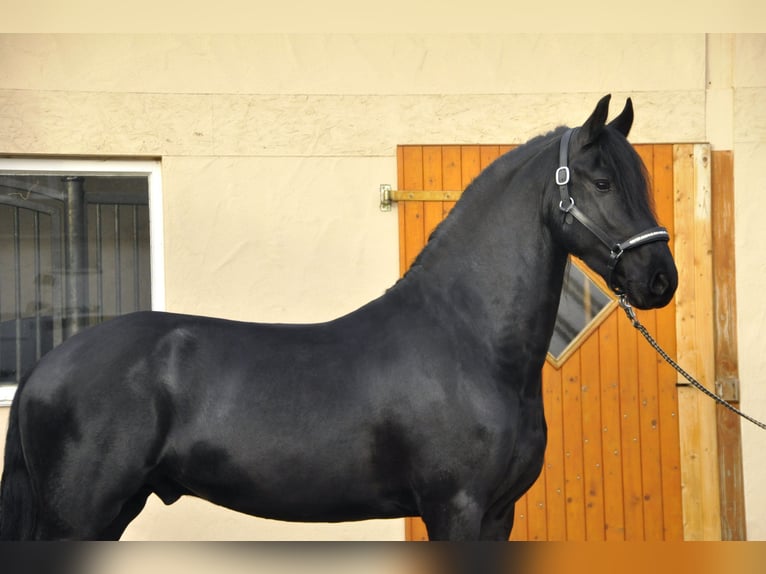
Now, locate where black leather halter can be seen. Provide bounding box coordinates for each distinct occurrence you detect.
[556,128,670,294]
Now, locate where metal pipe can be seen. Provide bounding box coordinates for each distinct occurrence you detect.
[95,204,104,323]
[34,211,42,360]
[63,176,88,337]
[50,206,64,346]
[114,205,122,315]
[132,205,140,311]
[13,207,22,382]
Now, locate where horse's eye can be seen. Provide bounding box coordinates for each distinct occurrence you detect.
[595,179,611,192]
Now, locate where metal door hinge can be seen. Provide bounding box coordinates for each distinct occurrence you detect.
[716,376,740,402]
[380,184,393,212]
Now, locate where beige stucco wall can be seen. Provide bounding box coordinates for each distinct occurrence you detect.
[731,34,766,543]
[0,33,764,540]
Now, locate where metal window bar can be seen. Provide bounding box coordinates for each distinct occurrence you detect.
[13,206,22,383]
[34,211,42,360]
[132,205,140,311]
[114,204,122,316]
[95,203,104,324]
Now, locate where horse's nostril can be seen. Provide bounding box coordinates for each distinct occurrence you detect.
[650,271,670,296]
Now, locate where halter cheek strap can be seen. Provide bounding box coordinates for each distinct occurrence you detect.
[556,128,670,294]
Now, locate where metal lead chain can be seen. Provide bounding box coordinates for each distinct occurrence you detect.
[618,295,766,431]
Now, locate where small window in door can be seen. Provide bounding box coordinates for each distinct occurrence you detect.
[547,260,616,367]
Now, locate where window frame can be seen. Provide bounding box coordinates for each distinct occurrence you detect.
[0,158,165,404]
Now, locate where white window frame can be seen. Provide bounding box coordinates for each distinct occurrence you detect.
[0,158,165,404]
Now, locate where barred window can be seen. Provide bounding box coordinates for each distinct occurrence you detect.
[0,160,164,403]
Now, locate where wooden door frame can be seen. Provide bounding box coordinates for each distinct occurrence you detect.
[711,150,746,540]
[673,144,720,540]
[674,145,745,540]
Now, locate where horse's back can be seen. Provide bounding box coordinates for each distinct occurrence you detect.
[18,309,370,446]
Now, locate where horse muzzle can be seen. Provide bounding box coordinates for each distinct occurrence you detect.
[613,245,678,310]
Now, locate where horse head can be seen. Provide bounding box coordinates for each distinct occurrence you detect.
[550,94,678,310]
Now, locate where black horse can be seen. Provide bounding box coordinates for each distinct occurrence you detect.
[0,95,677,540]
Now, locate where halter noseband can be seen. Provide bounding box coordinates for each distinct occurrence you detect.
[556,128,670,294]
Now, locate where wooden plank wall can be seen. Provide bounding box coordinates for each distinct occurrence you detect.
[398,144,692,541]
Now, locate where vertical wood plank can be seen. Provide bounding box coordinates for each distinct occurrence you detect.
[634,143,653,182]
[441,146,462,218]
[461,146,482,189]
[397,146,407,277]
[673,143,721,540]
[692,144,722,540]
[617,310,645,540]
[508,495,528,541]
[636,306,665,540]
[711,150,746,540]
[711,152,738,385]
[673,144,703,540]
[422,145,444,240]
[402,146,425,274]
[542,363,567,540]
[580,331,605,540]
[480,145,501,169]
[562,349,586,540]
[599,311,626,540]
[652,144,684,540]
[692,144,720,541]
[524,456,549,540]
[653,145,677,241]
[633,145,665,540]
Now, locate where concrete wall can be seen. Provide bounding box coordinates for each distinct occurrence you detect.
[0,33,764,540]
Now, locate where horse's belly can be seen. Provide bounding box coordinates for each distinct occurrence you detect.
[169,437,417,523]
[188,475,415,523]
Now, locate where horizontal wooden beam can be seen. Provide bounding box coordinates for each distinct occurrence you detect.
[391,189,463,202]
[380,185,465,211]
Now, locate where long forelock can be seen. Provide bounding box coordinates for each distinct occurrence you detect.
[598,129,656,219]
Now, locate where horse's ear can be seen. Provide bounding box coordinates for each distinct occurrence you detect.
[579,94,611,145]
[608,97,634,138]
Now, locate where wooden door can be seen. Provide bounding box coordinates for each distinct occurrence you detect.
[396,144,690,541]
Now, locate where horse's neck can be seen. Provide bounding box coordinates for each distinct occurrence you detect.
[401,170,568,373]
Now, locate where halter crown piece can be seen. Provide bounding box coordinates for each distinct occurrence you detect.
[556,128,670,294]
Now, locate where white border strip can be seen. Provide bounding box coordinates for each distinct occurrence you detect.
[146,164,166,311]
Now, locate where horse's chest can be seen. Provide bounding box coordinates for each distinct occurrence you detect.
[421,387,547,491]
[501,395,547,494]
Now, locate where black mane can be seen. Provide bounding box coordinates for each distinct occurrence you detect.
[403,127,568,276]
[402,124,655,280]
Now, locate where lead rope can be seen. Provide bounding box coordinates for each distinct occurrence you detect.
[618,295,766,430]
